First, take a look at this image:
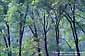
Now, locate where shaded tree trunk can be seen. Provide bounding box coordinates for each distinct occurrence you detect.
[18,3,28,56]
[3,33,8,48]
[55,16,60,56]
[0,0,11,55]
[43,13,49,56]
[1,31,10,56]
[6,22,11,48]
[5,22,12,56]
[72,1,80,56]
[30,9,41,56]
[29,23,41,56]
[19,22,24,56]
[34,24,41,56]
[64,9,80,56]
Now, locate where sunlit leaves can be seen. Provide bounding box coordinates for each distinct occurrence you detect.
[32,0,39,5]
[5,5,17,22]
[79,35,85,42]
[26,18,33,26]
[23,38,36,56]
[0,5,4,14]
[69,40,75,49]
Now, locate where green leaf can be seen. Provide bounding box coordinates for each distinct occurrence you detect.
[26,18,33,25]
[0,5,3,14]
[5,5,17,22]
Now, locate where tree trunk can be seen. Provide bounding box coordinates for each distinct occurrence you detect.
[55,19,60,56]
[19,21,24,56]
[72,1,80,55]
[43,13,49,56]
[55,25,60,56]
[34,23,41,56]
[44,32,49,56]
[6,22,12,56]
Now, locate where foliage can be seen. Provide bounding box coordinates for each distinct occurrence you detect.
[0,0,85,56]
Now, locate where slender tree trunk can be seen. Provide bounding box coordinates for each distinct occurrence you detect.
[69,20,80,56]
[72,1,80,56]
[18,4,28,56]
[6,22,11,47]
[55,26,60,56]
[1,1,11,55]
[43,13,49,56]
[44,32,49,56]
[3,35,8,48]
[1,1,12,56]
[29,25,41,56]
[6,22,12,56]
[29,9,41,56]
[55,16,60,56]
[1,31,11,56]
[19,21,24,56]
[34,23,41,56]
[19,37,22,56]
[64,10,80,56]
[70,19,80,56]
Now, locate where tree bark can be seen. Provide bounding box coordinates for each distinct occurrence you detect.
[43,13,49,56]
[64,10,80,56]
[55,16,60,56]
[34,24,41,56]
[29,23,41,56]
[5,22,12,56]
[72,1,80,56]
[19,20,24,56]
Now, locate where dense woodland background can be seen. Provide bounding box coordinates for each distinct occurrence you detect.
[0,0,85,56]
